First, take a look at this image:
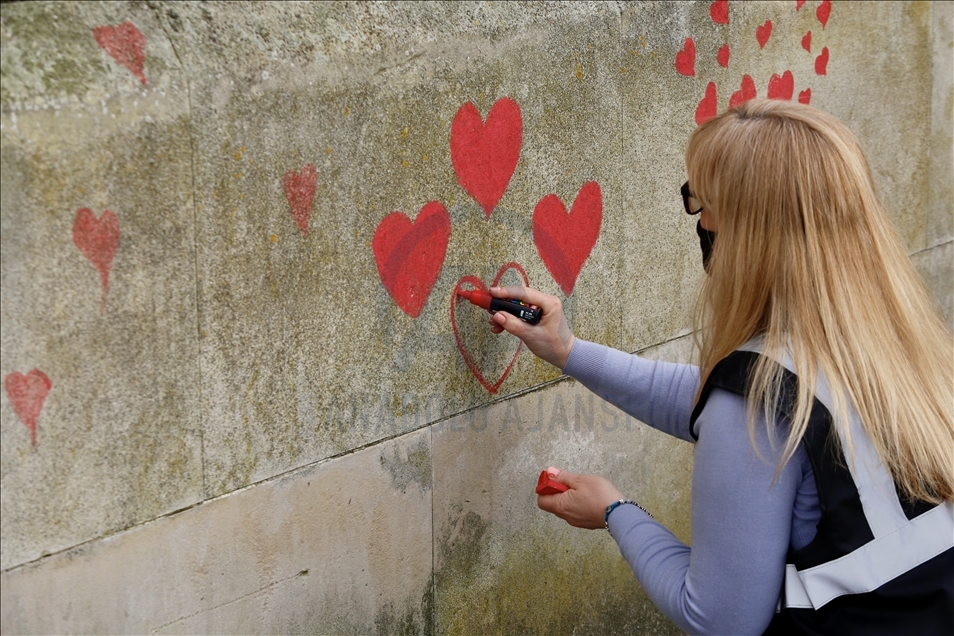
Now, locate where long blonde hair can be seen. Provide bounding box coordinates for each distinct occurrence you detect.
[687,98,954,504]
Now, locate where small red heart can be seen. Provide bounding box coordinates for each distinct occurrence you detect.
[717,44,730,68]
[450,97,522,218]
[729,74,757,109]
[4,370,51,446]
[532,181,602,297]
[815,47,829,75]
[283,164,317,237]
[756,20,773,49]
[796,0,806,10]
[373,201,451,318]
[695,82,718,126]
[768,70,795,101]
[802,31,812,53]
[798,88,812,105]
[73,208,120,312]
[92,22,146,85]
[675,38,696,77]
[710,0,729,25]
[451,263,530,393]
[817,0,832,29]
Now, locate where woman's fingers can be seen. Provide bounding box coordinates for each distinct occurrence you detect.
[536,471,625,529]
[490,285,557,313]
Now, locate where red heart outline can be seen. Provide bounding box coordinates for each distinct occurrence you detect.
[450,97,522,219]
[815,47,829,76]
[710,0,729,25]
[451,262,529,394]
[756,20,773,49]
[532,181,602,296]
[92,22,146,85]
[675,38,696,77]
[372,201,451,318]
[768,70,795,101]
[73,208,120,312]
[283,164,318,237]
[695,82,718,125]
[730,74,757,109]
[717,44,730,69]
[4,369,51,446]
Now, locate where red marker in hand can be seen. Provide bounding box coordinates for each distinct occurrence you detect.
[458,289,542,324]
[536,470,569,495]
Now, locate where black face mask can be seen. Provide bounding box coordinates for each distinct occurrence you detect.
[696,220,716,273]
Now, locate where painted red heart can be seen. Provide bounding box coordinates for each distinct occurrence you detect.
[768,71,795,101]
[73,208,120,312]
[797,0,806,10]
[756,20,773,49]
[730,74,757,109]
[533,181,602,297]
[450,97,522,219]
[798,88,812,105]
[710,0,729,25]
[92,22,146,85]
[373,201,451,318]
[815,47,829,75]
[695,82,718,125]
[717,44,730,68]
[4,369,51,446]
[802,31,812,53]
[817,0,832,29]
[675,38,696,77]
[451,262,529,393]
[283,164,317,237]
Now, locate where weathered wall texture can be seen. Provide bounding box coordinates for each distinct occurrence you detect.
[1,1,951,633]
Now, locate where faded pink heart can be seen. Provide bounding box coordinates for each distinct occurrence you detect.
[4,369,52,446]
[283,164,318,237]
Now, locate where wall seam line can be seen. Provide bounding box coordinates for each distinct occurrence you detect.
[149,3,208,500]
[909,237,953,257]
[0,329,694,576]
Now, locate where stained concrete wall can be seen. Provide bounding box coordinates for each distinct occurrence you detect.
[1,1,951,634]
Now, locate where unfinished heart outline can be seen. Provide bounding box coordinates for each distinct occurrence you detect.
[451,262,530,394]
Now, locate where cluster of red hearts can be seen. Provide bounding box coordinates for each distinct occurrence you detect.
[3,22,144,449]
[371,97,603,320]
[370,97,604,393]
[677,0,832,125]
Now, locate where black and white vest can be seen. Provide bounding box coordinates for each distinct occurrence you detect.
[689,346,954,635]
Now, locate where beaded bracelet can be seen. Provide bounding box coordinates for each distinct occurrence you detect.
[604,498,653,537]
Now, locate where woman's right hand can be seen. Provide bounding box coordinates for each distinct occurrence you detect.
[488,286,576,370]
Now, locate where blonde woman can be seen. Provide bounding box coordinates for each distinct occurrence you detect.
[489,99,954,634]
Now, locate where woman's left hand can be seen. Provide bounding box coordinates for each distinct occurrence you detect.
[536,467,625,529]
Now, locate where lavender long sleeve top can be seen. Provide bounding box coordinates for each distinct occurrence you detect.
[563,340,822,635]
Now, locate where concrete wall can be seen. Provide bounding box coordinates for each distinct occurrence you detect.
[1,1,951,633]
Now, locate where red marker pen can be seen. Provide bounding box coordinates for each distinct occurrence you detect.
[458,289,542,325]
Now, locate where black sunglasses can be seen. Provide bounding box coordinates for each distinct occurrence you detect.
[681,182,703,215]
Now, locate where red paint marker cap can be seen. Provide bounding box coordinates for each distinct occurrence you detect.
[535,470,569,496]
